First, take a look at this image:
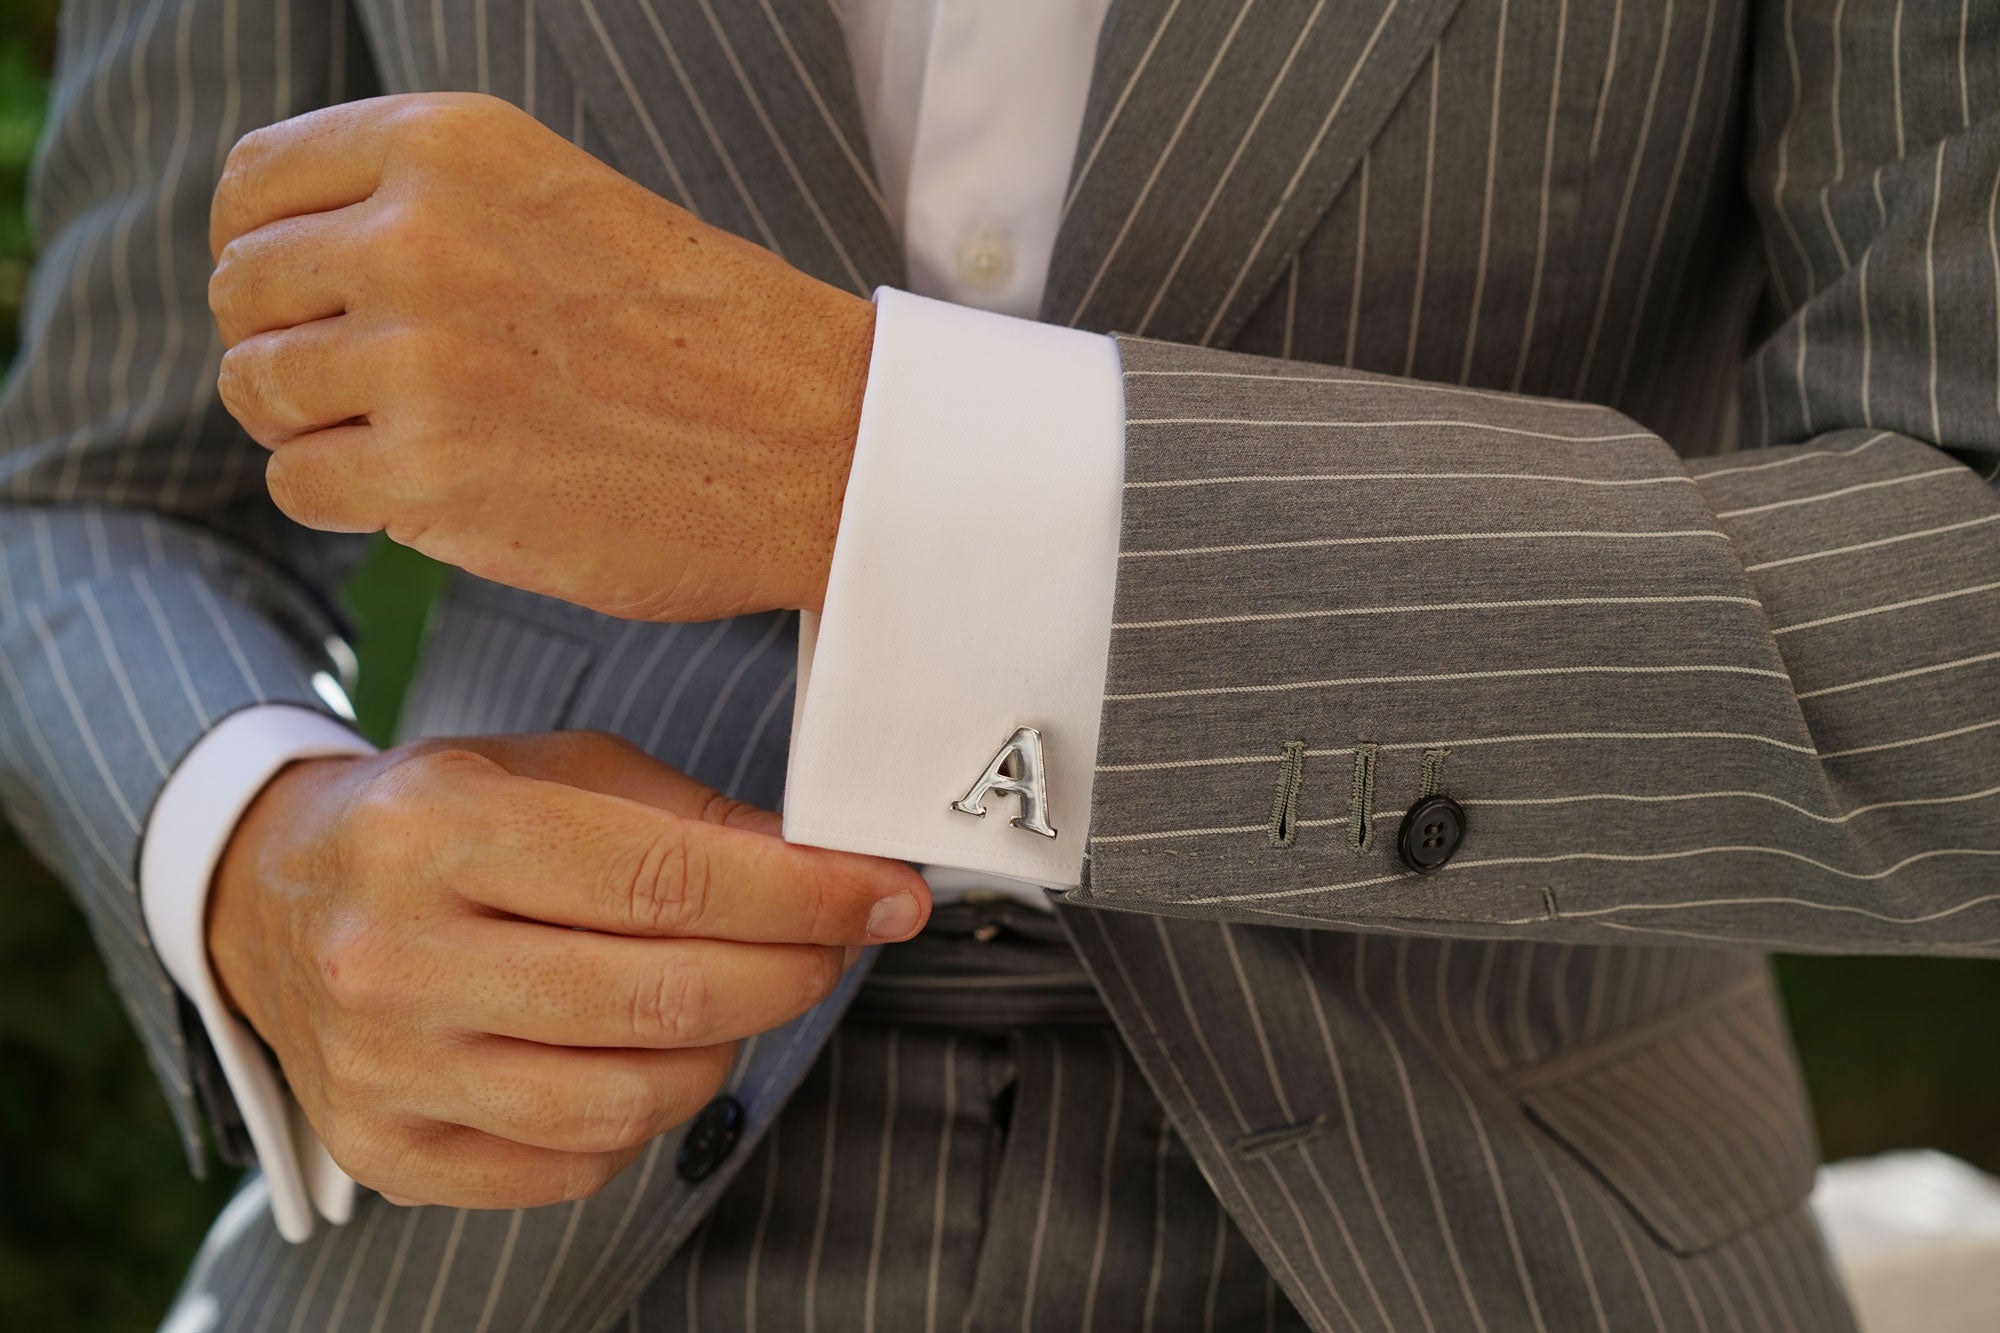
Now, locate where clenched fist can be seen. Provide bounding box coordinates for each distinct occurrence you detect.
[208,92,875,622]
[208,732,929,1209]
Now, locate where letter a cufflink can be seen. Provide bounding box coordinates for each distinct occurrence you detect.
[951,726,1057,839]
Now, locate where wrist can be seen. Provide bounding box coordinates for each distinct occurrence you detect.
[207,755,354,1032]
[785,287,874,614]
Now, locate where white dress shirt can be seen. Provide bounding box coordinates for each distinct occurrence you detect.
[141,0,1123,1239]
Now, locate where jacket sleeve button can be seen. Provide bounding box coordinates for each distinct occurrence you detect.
[1397,795,1466,873]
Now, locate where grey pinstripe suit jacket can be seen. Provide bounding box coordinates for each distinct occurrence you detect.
[5,0,1996,1328]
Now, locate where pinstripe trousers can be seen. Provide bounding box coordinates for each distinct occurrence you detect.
[641,905,1303,1330]
[638,1023,1300,1331]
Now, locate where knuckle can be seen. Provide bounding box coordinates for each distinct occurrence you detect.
[370,202,445,278]
[262,450,311,520]
[265,445,360,532]
[405,100,471,151]
[560,1152,624,1203]
[388,748,493,819]
[799,872,838,948]
[629,957,706,1046]
[214,131,270,220]
[314,925,397,1015]
[216,343,267,420]
[692,787,759,829]
[394,744,494,790]
[404,92,512,148]
[207,249,257,340]
[340,768,422,847]
[626,828,705,934]
[574,730,644,764]
[373,199,426,249]
[319,1120,397,1192]
[799,946,846,1010]
[585,1074,665,1152]
[340,748,487,857]
[222,126,273,179]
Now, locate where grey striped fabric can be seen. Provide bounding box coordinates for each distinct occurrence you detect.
[8,0,1993,1328]
[1079,0,2000,949]
[633,1017,1301,1330]
[173,913,1311,1332]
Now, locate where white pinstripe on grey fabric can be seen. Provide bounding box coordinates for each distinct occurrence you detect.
[15,0,1995,1327]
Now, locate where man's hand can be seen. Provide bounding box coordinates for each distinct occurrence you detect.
[207,93,875,622]
[208,731,928,1210]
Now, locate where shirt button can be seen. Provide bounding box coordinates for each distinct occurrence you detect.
[955,227,1015,291]
[675,1095,745,1184]
[1397,795,1466,873]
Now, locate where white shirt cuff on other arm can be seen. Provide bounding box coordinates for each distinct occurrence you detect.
[140,705,376,1243]
[784,287,1125,889]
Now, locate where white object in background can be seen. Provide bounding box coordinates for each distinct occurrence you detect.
[1812,1151,2000,1332]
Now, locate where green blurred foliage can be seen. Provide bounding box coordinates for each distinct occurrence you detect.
[0,1,54,366]
[0,3,1996,1329]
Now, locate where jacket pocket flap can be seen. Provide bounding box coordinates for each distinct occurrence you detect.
[1512,976,1819,1255]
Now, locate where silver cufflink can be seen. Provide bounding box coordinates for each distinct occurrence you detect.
[951,726,1057,839]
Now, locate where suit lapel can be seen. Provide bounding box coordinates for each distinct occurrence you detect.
[536,0,902,295]
[1044,0,1467,346]
[538,0,1465,336]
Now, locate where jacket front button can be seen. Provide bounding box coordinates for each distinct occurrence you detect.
[1397,795,1466,873]
[675,1095,745,1184]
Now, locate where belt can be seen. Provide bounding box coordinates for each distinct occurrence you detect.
[849,898,1114,1028]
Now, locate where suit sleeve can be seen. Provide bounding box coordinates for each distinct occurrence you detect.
[1075,0,2000,955]
[0,0,379,1171]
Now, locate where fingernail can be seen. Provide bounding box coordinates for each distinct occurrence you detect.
[866,891,920,941]
[842,944,866,970]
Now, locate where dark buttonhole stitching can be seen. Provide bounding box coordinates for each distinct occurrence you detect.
[1347,743,1379,854]
[1232,1115,1329,1159]
[1418,746,1451,800]
[1268,740,1308,847]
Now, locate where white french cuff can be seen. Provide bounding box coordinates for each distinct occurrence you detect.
[784,287,1125,890]
[140,704,377,1243]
